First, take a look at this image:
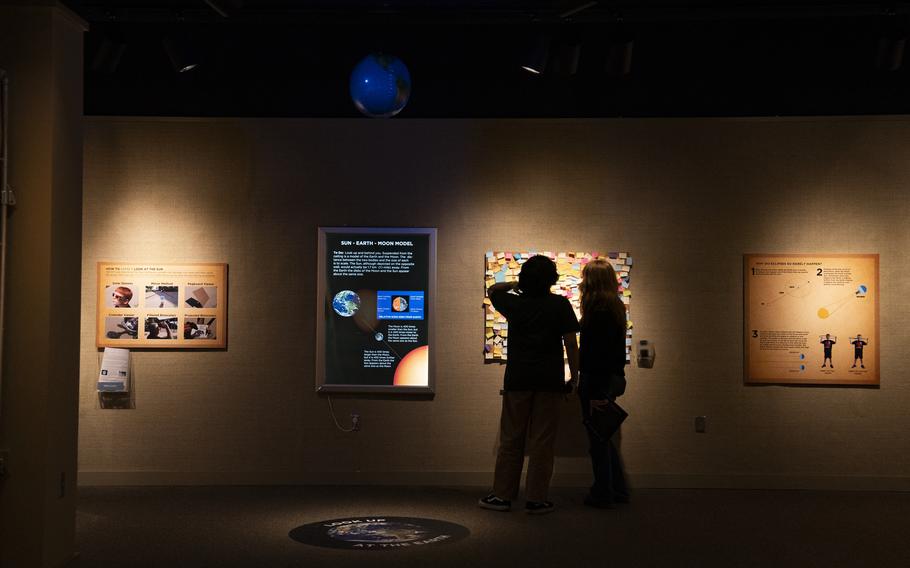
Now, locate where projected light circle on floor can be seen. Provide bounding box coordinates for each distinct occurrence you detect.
[289,516,469,550]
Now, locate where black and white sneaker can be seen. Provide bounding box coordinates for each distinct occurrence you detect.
[478,493,511,511]
[524,500,554,515]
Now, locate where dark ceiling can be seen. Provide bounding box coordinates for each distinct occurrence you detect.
[63,1,910,118]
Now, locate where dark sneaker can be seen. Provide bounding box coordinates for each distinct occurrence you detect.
[478,493,511,511]
[525,500,555,515]
[583,495,615,509]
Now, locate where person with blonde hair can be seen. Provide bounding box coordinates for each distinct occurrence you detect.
[578,258,630,508]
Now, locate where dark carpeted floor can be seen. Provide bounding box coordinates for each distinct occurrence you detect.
[75,485,910,567]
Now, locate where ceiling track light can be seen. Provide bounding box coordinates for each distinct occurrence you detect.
[91,37,127,74]
[163,36,201,73]
[559,1,598,20]
[606,39,634,77]
[203,0,244,18]
[550,42,581,76]
[521,35,551,74]
[876,35,906,71]
[875,14,909,71]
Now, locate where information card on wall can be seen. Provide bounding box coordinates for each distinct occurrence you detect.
[744,253,879,385]
[96,262,227,349]
[316,228,436,393]
[98,347,130,392]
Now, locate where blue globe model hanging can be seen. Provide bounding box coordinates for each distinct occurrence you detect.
[349,53,411,118]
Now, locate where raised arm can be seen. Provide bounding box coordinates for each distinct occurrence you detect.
[488,281,518,296]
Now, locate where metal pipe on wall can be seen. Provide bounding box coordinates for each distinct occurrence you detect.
[0,69,11,417]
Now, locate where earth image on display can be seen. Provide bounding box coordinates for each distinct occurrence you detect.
[332,290,361,317]
[327,522,430,543]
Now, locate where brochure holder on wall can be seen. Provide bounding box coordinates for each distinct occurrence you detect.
[98,347,133,409]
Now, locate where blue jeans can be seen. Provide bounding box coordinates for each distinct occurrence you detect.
[578,373,629,503]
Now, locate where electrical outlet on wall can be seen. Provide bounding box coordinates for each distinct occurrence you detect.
[0,449,9,477]
[351,413,361,431]
[695,416,707,433]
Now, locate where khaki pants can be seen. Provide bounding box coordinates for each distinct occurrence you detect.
[492,390,563,502]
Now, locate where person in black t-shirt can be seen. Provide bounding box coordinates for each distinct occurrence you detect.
[820,334,836,368]
[578,258,629,508]
[478,255,579,515]
[851,334,868,368]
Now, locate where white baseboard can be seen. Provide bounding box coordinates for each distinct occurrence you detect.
[78,470,910,491]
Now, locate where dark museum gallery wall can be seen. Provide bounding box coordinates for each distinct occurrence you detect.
[79,116,910,490]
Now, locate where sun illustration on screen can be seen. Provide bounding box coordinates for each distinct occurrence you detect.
[394,345,428,387]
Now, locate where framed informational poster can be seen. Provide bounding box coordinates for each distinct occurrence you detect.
[96,262,227,349]
[483,251,634,363]
[744,254,879,385]
[316,227,436,394]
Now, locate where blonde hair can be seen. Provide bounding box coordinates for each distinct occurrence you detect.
[580,258,626,327]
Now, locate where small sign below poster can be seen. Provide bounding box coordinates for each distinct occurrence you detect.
[98,347,130,392]
[744,253,879,386]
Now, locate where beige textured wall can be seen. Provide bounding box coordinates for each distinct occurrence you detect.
[80,116,910,489]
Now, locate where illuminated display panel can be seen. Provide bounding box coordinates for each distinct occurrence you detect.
[744,253,879,385]
[316,228,436,394]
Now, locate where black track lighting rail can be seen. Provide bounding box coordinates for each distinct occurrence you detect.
[67,2,910,26]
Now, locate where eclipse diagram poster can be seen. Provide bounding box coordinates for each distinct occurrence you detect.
[316,228,436,393]
[744,254,879,385]
[96,262,227,349]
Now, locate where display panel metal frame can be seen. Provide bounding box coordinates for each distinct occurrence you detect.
[316,227,437,394]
